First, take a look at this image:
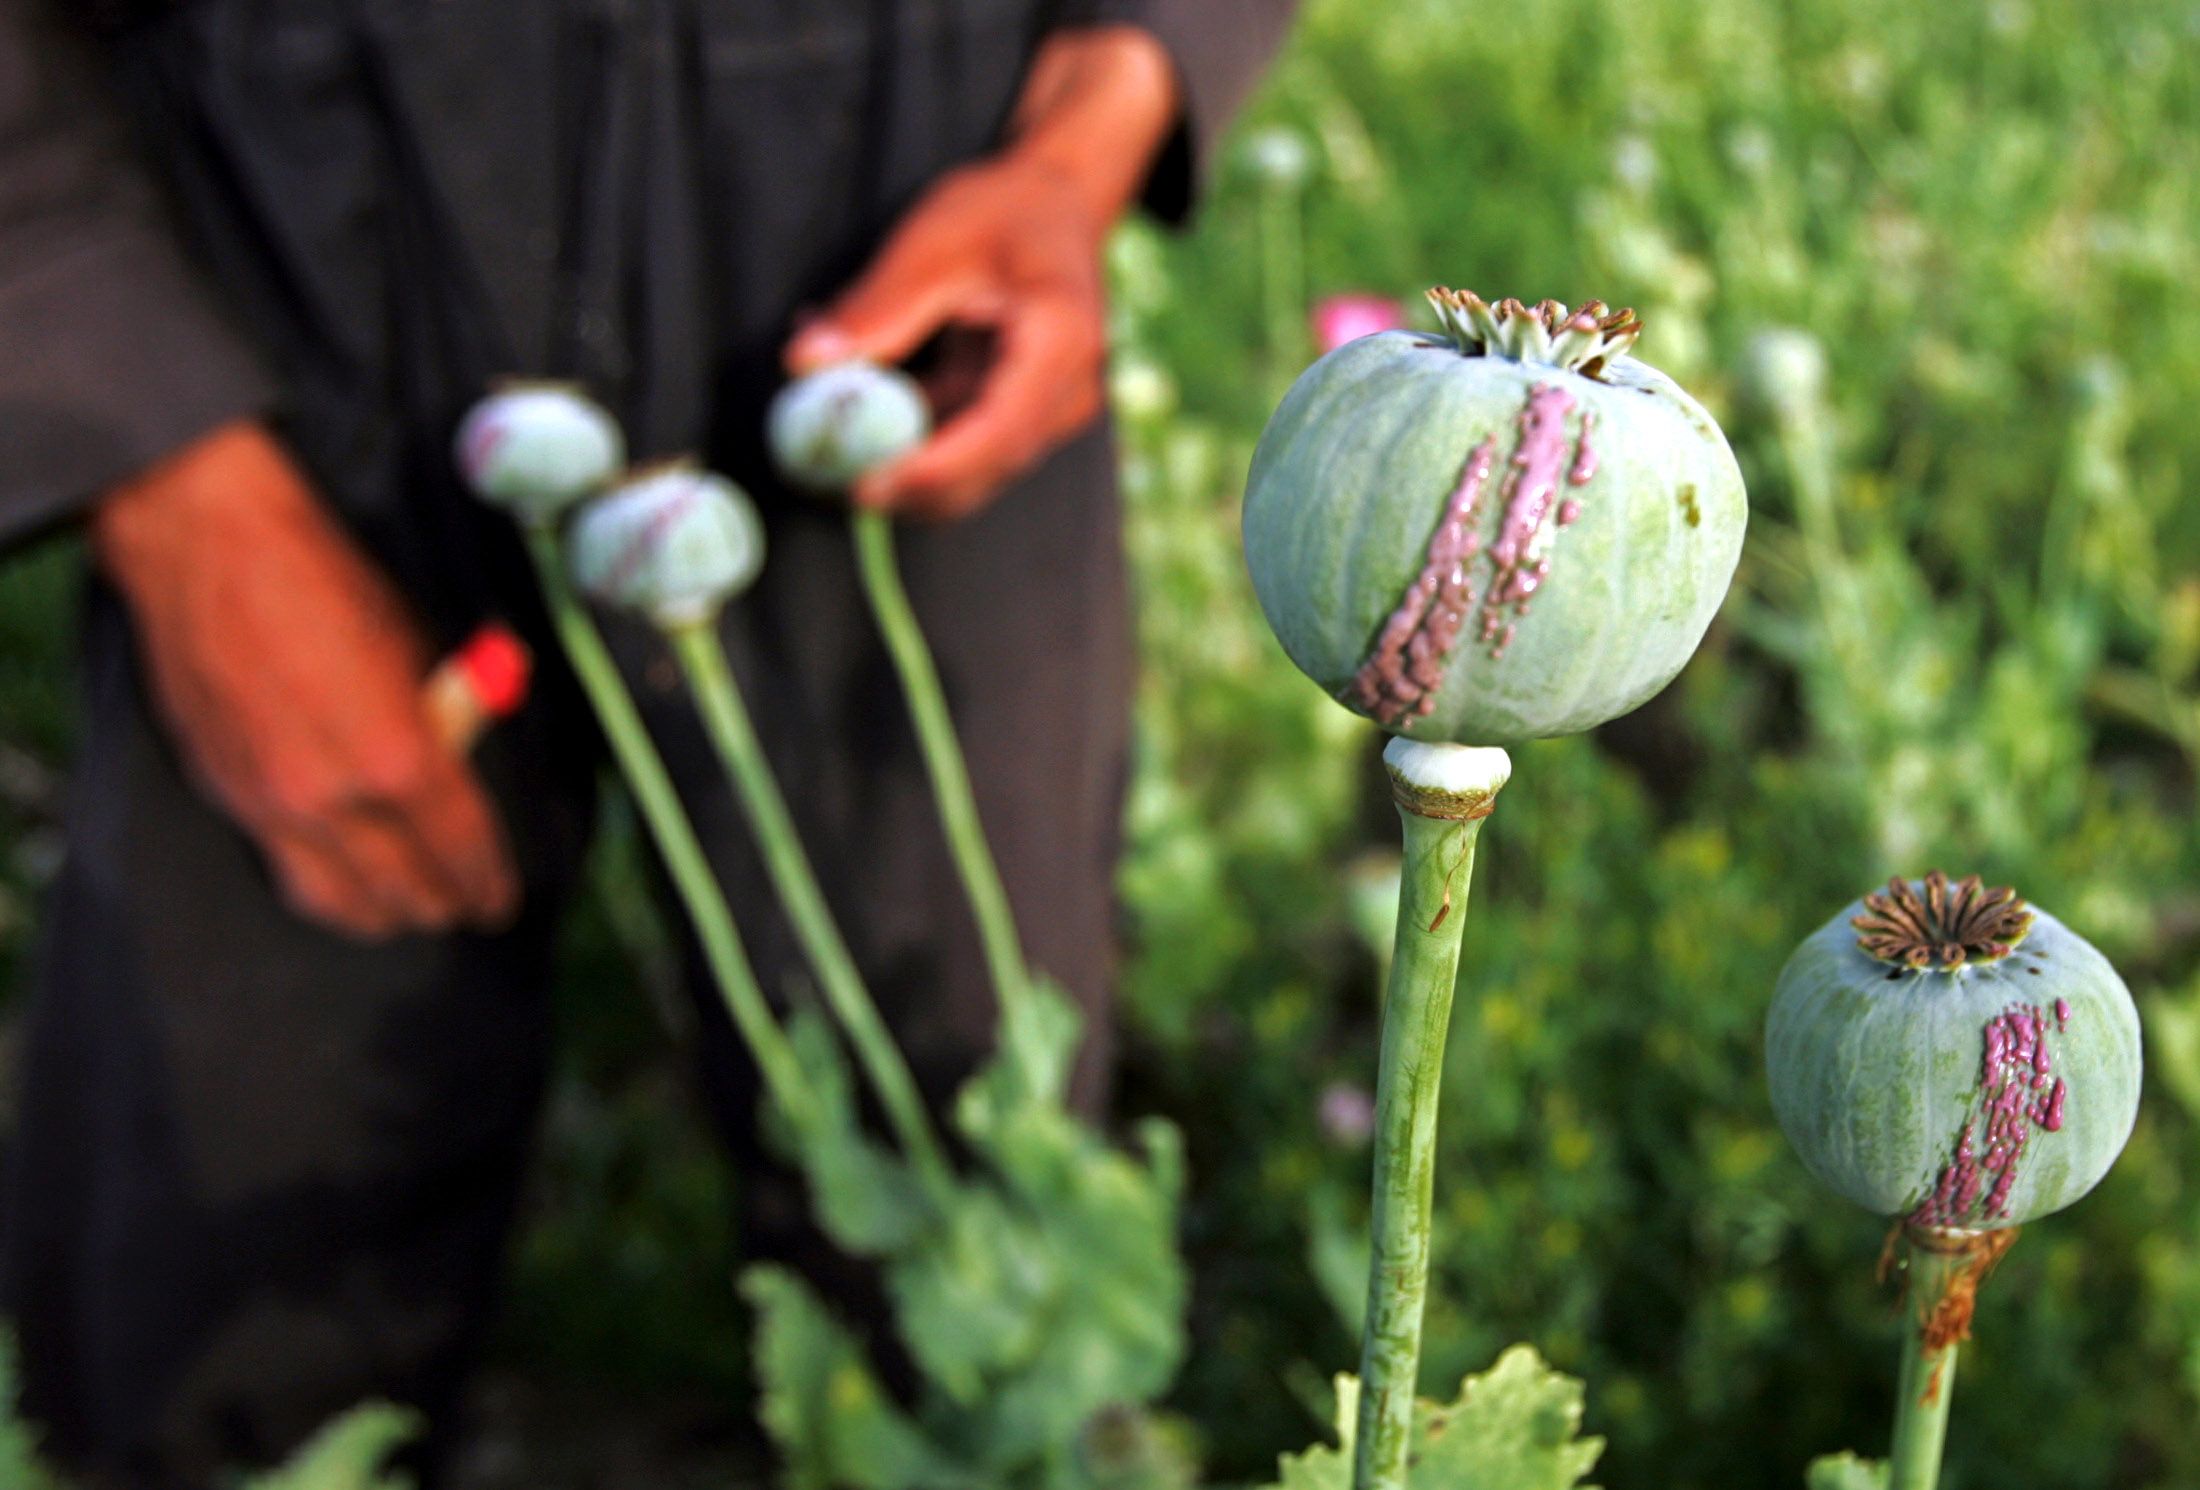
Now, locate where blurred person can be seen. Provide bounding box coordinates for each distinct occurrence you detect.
[0,2,1294,1484]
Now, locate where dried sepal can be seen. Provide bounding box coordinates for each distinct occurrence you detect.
[1852,871,2035,970]
[1425,288,1643,378]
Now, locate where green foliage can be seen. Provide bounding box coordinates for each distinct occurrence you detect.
[1,1330,416,1490]
[235,1405,420,1490]
[3,0,2198,1479]
[0,1334,60,1490]
[1804,1454,1886,1490]
[743,1266,959,1490]
[747,980,1188,1489]
[1262,1348,1603,1490]
[1113,0,2200,1483]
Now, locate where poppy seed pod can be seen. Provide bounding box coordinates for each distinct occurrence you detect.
[766,360,930,492]
[1766,873,2142,1230]
[455,383,625,520]
[1242,290,1746,744]
[567,466,765,630]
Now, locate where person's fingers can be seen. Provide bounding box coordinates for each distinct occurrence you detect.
[389,755,521,928]
[329,805,470,932]
[260,763,515,937]
[344,711,520,928]
[256,719,496,934]
[263,825,401,940]
[786,236,995,375]
[866,377,1100,522]
[856,292,1103,519]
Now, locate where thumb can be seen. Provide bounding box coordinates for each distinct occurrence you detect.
[786,259,986,375]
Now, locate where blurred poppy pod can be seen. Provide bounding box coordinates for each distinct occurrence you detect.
[767,360,930,492]
[568,466,765,630]
[1240,125,1315,188]
[455,383,625,521]
[1735,326,1830,422]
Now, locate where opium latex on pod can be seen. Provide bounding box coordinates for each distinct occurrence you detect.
[1242,290,1746,744]
[1767,873,2142,1229]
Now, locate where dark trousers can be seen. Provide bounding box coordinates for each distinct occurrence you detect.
[0,425,1131,1488]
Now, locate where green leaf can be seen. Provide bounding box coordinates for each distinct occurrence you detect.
[0,1333,61,1490]
[237,1403,420,1490]
[741,1265,967,1490]
[814,978,1191,1471]
[1262,1375,1359,1490]
[1806,1452,1889,1490]
[898,982,1188,1465]
[1071,1405,1202,1490]
[779,1009,932,1255]
[1258,1348,1604,1490]
[751,979,1191,1483]
[2143,976,2200,1124]
[961,975,1086,1121]
[1305,1182,1371,1339]
[887,1186,1054,1401]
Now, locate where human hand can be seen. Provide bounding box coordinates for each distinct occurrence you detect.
[785,26,1178,521]
[784,156,1109,522]
[93,420,519,939]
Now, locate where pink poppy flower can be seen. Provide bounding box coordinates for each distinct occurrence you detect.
[1311,294,1407,353]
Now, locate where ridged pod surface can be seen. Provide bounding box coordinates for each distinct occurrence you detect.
[1242,292,1745,744]
[1766,878,2141,1229]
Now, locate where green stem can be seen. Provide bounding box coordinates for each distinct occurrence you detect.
[667,620,955,1202]
[1888,1236,1972,1490]
[1261,181,1305,389]
[1353,756,1502,1490]
[849,510,1030,1013]
[520,524,816,1131]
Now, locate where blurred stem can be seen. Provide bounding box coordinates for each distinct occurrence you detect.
[1777,411,1871,689]
[1353,760,1501,1490]
[520,523,816,1131]
[2090,666,2200,767]
[1887,1231,1983,1490]
[588,788,689,1040]
[667,620,954,1203]
[850,510,1030,1013]
[1261,182,1306,388]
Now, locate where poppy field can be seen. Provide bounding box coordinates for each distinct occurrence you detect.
[1,0,2197,1485]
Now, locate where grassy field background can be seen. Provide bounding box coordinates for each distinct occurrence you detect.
[3,0,2198,1485]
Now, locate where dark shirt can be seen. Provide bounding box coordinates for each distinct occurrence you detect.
[0,0,1296,553]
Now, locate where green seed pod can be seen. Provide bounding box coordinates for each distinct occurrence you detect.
[1766,873,2142,1230]
[568,465,765,630]
[455,383,625,520]
[766,360,930,492]
[1242,289,1747,744]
